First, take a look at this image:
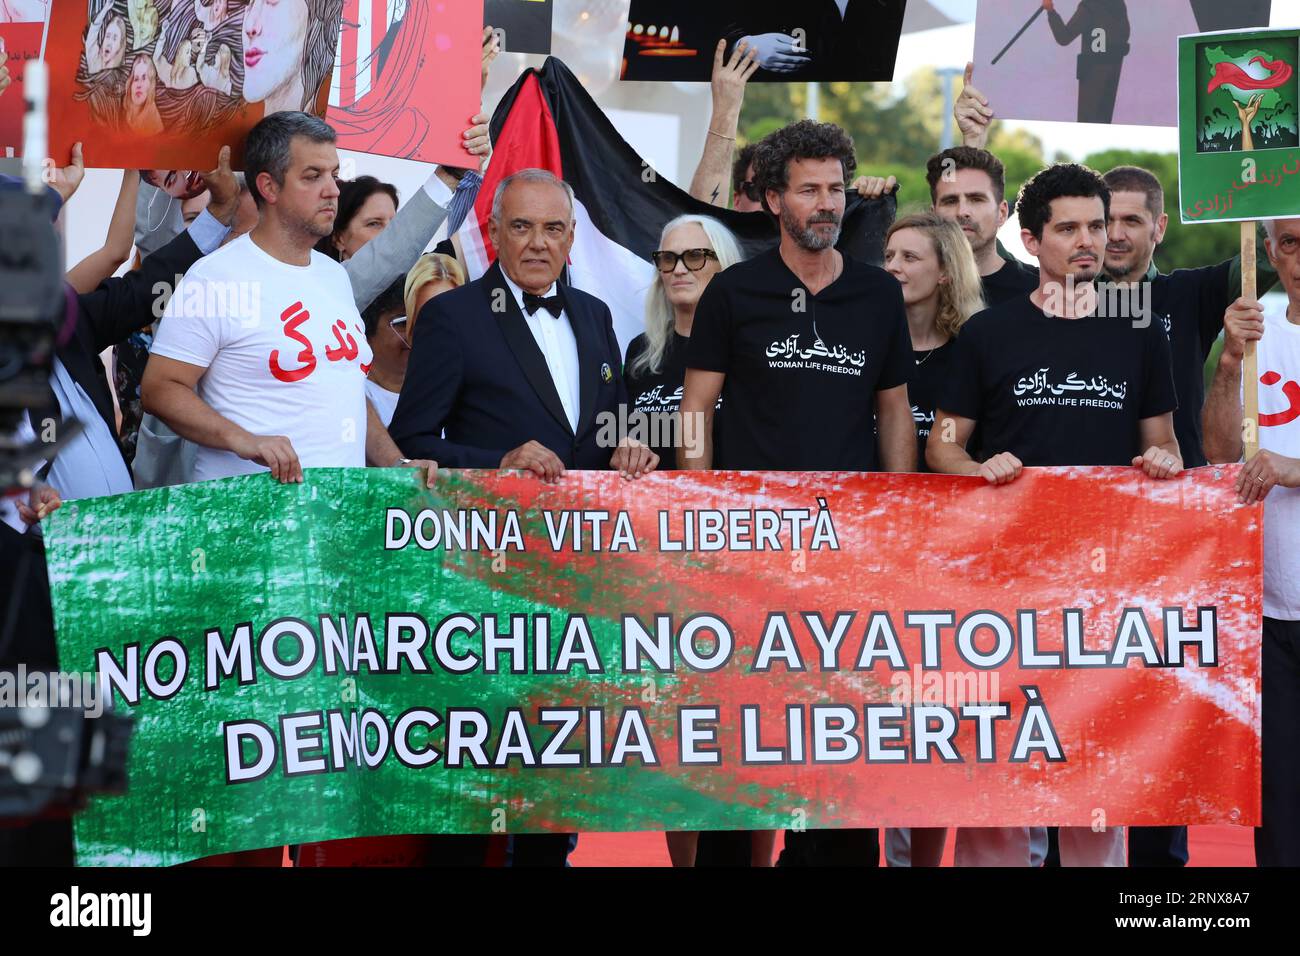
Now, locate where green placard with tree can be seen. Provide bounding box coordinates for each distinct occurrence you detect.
[1179,27,1300,223]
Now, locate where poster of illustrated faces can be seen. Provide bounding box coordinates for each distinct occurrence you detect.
[55,0,342,155]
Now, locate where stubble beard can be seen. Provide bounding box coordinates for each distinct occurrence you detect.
[782,204,841,252]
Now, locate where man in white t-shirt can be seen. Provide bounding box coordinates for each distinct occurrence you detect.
[1204,216,1300,867]
[142,111,433,484]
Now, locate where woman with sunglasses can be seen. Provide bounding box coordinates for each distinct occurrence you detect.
[626,215,744,473]
[628,214,774,866]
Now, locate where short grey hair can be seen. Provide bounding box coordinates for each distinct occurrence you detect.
[490,168,575,223]
[244,111,336,207]
[1261,219,1300,240]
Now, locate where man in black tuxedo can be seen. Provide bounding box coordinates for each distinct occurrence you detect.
[389,167,657,866]
[390,167,658,482]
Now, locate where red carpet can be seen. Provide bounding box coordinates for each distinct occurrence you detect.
[568,826,1256,866]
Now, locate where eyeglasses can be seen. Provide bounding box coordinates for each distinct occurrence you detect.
[387,317,411,349]
[651,248,719,273]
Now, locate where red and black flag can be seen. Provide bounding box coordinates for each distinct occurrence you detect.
[455,57,896,350]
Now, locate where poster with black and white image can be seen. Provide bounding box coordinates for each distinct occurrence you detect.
[620,0,905,83]
[485,0,552,55]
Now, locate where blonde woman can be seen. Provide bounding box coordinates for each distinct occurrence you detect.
[358,254,466,429]
[152,26,200,90]
[404,251,467,339]
[882,210,985,472]
[625,214,743,472]
[122,53,163,134]
[198,40,233,95]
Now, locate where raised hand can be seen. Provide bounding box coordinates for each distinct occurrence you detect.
[711,38,760,115]
[200,145,240,224]
[955,62,994,149]
[48,142,86,204]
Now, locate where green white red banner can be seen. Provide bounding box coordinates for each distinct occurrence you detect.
[42,466,1261,865]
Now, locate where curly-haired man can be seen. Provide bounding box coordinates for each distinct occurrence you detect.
[680,119,917,866]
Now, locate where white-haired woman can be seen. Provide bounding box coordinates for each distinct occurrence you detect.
[625,214,743,471]
[627,214,775,866]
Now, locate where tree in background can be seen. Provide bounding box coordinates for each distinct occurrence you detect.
[738,67,1241,272]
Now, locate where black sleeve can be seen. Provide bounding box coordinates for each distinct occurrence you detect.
[388,297,505,468]
[684,281,732,373]
[77,228,204,355]
[602,303,629,410]
[876,278,914,391]
[1140,322,1179,419]
[1048,6,1083,44]
[623,333,646,394]
[623,334,644,375]
[938,317,986,421]
[1193,258,1235,359]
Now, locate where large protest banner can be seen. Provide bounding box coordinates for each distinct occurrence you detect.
[1178,26,1300,224]
[44,467,1259,865]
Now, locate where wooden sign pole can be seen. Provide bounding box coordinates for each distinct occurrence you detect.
[1242,221,1260,459]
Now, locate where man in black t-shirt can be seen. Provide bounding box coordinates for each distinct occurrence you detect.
[953,71,1277,471]
[1099,165,1277,471]
[925,146,1039,307]
[928,163,1182,866]
[1098,166,1280,869]
[682,119,915,868]
[683,121,915,475]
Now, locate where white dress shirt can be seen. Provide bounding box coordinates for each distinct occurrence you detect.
[501,270,581,432]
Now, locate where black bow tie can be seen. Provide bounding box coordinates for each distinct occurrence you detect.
[523,291,564,318]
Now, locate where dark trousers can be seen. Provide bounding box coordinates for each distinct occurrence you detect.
[695,830,754,866]
[0,527,73,866]
[508,833,575,866]
[0,818,75,866]
[778,828,879,866]
[1257,616,1300,866]
[375,833,570,866]
[1129,826,1188,867]
[1077,57,1124,124]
